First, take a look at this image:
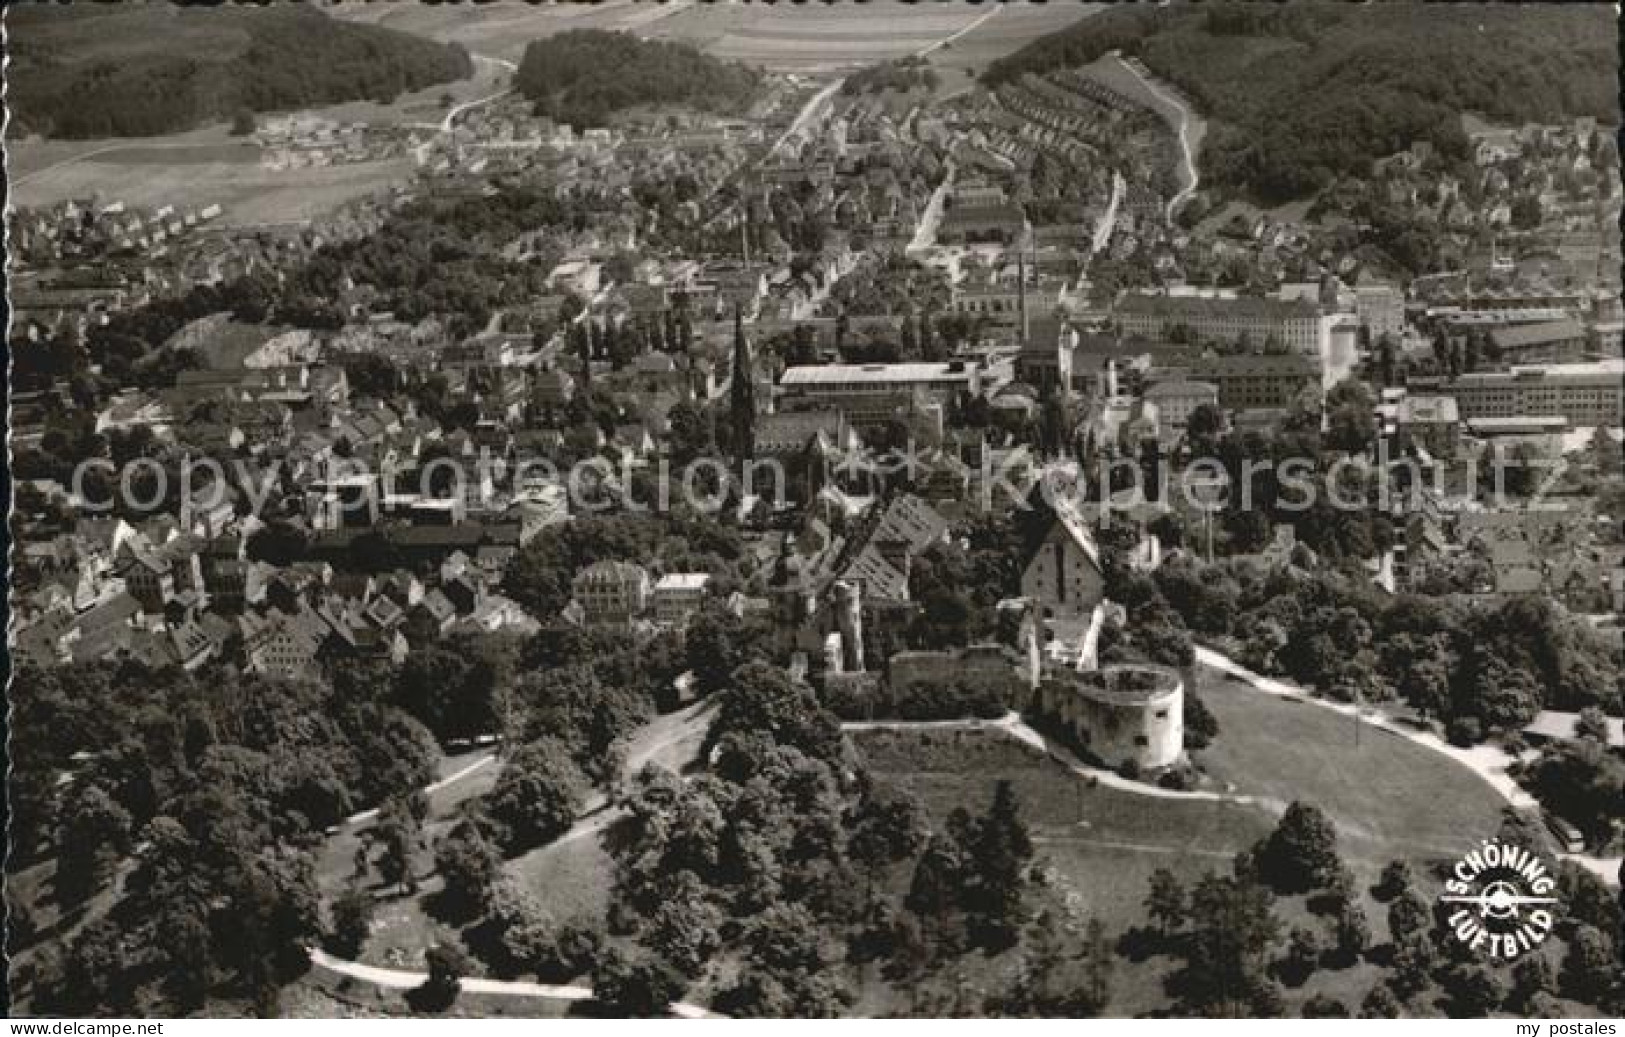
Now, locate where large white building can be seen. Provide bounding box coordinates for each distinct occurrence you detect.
[778,361,980,421]
[1115,293,1328,356]
[1431,359,1624,425]
[1355,280,1406,341]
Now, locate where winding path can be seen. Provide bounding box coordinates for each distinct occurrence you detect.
[308,949,720,1019]
[845,712,1279,810]
[914,4,1004,58]
[1109,53,1200,222]
[309,702,719,1016]
[438,55,519,135]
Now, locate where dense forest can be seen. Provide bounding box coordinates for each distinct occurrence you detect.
[8,4,472,138]
[985,3,1619,203]
[514,30,760,130]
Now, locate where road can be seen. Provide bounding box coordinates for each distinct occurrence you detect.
[439,54,518,134]
[765,6,1005,165]
[1110,53,1200,223]
[845,713,1278,809]
[1086,170,1125,274]
[10,145,129,190]
[905,160,955,255]
[914,4,1004,57]
[308,948,721,1018]
[336,754,497,829]
[765,77,846,163]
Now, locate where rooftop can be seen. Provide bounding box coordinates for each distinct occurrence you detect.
[781,362,976,387]
[1117,293,1320,320]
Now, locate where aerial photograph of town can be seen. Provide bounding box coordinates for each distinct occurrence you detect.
[3,0,1622,1025]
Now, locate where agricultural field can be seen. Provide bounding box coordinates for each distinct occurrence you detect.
[921,3,1103,98]
[9,133,414,228]
[646,2,987,73]
[326,0,689,65]
[5,42,507,225]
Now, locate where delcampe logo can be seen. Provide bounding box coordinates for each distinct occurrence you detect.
[1439,839,1560,961]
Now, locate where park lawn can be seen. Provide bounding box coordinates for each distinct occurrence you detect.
[855,725,1278,934]
[1193,669,1507,866]
[317,704,710,974]
[848,696,1520,1018]
[505,819,616,931]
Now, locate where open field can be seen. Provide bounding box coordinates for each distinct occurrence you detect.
[849,674,1525,1018]
[327,0,688,65]
[855,726,1275,934]
[646,2,984,73]
[923,4,1102,98]
[1197,671,1508,864]
[332,1,1090,80]
[9,125,413,227]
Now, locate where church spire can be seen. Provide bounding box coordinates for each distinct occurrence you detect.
[1018,245,1029,351]
[730,306,755,462]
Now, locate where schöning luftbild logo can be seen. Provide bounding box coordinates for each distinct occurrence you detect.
[1439,840,1560,961]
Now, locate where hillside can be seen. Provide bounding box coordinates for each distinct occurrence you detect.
[514,29,760,130]
[985,3,1619,203]
[7,4,473,139]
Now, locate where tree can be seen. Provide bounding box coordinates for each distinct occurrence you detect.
[1359,983,1402,1018]
[1371,858,1410,903]
[1331,901,1371,964]
[1187,404,1224,456]
[1301,994,1349,1018]
[1145,868,1188,936]
[1279,926,1323,986]
[847,781,928,884]
[709,663,844,766]
[1510,952,1556,1011]
[686,602,751,697]
[1575,706,1611,742]
[412,937,471,1012]
[485,737,587,852]
[1176,872,1283,1014]
[330,884,375,958]
[373,795,424,895]
[1444,962,1509,1016]
[644,872,725,978]
[55,784,132,904]
[1257,802,1341,894]
[230,108,257,136]
[961,781,1034,949]
[905,833,966,940]
[434,817,502,919]
[1510,194,1543,230]
[592,947,686,1017]
[1182,690,1221,751]
[1387,889,1432,948]
[1560,925,1616,1004]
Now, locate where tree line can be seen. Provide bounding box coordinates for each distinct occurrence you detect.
[9,5,472,139]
